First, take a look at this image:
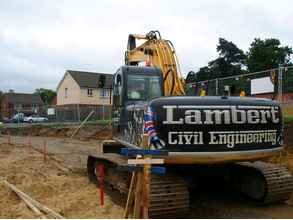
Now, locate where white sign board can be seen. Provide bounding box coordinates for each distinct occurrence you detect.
[47,108,55,115]
[251,77,274,95]
[127,158,164,165]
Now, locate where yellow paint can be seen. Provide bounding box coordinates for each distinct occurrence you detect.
[162,150,281,165]
[126,33,185,96]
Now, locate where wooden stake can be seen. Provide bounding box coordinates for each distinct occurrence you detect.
[98,164,105,206]
[7,131,11,145]
[2,180,64,219]
[43,139,47,162]
[1,178,46,218]
[21,196,47,219]
[70,110,94,139]
[124,172,136,218]
[142,162,150,219]
[28,136,32,154]
[133,172,143,218]
[124,134,153,219]
[142,134,150,219]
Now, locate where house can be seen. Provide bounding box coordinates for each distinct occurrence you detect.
[50,95,57,106]
[1,92,44,119]
[56,70,113,106]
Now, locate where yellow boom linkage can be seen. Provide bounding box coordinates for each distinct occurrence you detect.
[125,30,185,96]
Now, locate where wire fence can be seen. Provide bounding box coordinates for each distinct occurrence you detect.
[186,65,293,104]
[44,105,112,122]
[5,104,112,123]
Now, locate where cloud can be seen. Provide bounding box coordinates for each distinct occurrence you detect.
[0,0,292,92]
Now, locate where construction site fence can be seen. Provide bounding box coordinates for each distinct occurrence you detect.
[12,104,112,123]
[186,65,293,104]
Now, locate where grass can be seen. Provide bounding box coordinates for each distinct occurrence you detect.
[84,119,111,126]
[282,103,293,124]
[285,115,293,124]
[30,119,111,128]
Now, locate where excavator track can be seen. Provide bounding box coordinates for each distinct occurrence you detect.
[230,161,293,204]
[149,174,189,218]
[87,156,189,218]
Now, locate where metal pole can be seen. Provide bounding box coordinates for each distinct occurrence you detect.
[215,78,219,96]
[102,105,105,121]
[77,104,80,123]
[17,109,19,126]
[55,107,58,122]
[278,65,283,103]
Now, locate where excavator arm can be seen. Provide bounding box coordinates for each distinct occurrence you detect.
[125,30,185,96]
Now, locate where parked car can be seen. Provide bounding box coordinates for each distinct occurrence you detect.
[11,113,25,123]
[24,115,49,123]
[1,117,10,123]
[0,115,5,123]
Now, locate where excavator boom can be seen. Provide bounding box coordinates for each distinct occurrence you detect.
[125,30,185,96]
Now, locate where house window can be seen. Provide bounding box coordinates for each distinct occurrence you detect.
[32,104,38,110]
[14,104,23,110]
[87,88,93,97]
[65,88,68,98]
[100,89,110,98]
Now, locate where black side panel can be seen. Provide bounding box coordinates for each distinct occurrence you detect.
[149,96,283,152]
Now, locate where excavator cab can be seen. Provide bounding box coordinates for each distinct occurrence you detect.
[112,65,163,144]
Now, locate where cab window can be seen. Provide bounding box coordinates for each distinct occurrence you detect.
[127,74,162,101]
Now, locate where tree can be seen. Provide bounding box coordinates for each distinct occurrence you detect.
[0,90,3,102]
[216,38,247,65]
[186,67,210,83]
[187,38,247,82]
[208,38,247,78]
[34,88,56,105]
[247,38,293,72]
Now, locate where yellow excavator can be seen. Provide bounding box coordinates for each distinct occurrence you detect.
[87,30,293,217]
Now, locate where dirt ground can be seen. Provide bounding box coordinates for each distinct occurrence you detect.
[1,134,293,218]
[1,124,112,141]
[0,140,124,219]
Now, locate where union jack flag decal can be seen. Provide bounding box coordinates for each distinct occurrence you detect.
[144,106,165,149]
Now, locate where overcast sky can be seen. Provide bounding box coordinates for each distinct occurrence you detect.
[1,0,292,93]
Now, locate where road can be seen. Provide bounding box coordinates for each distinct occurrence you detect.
[1,135,293,218]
